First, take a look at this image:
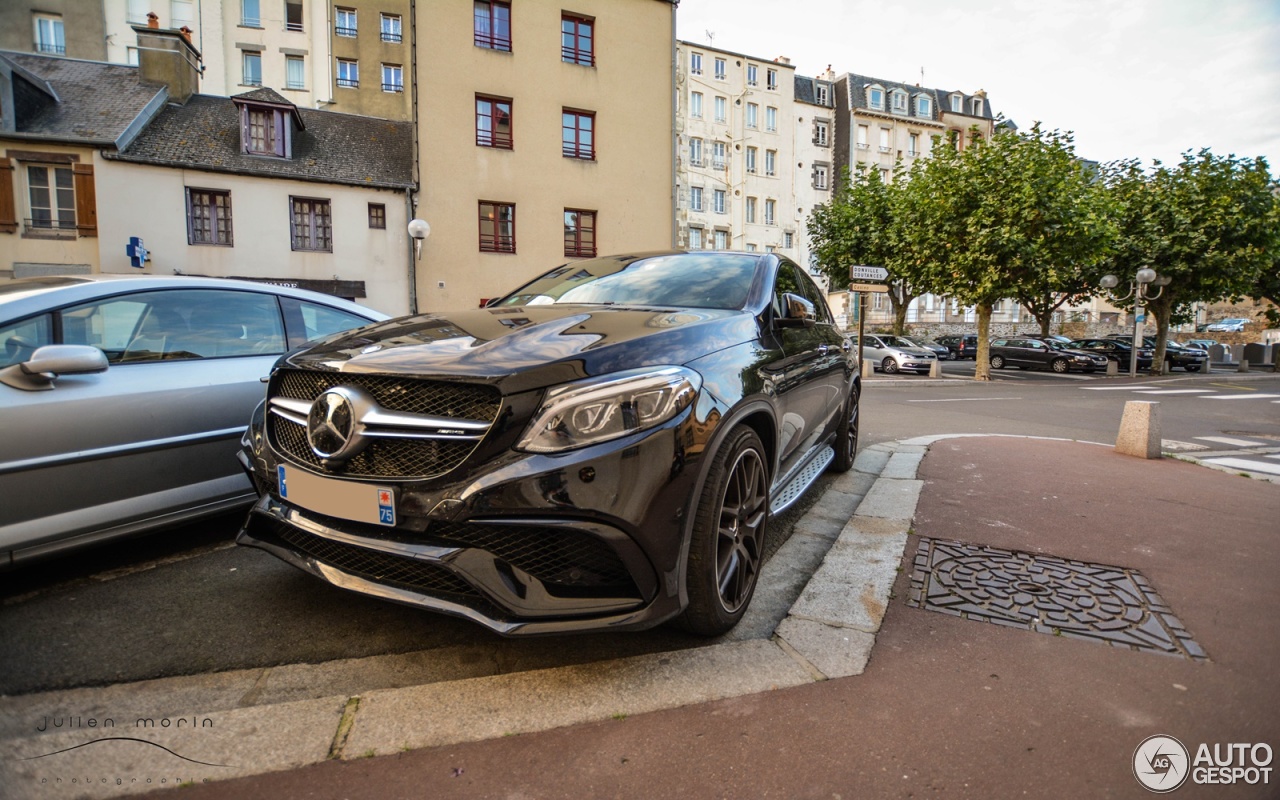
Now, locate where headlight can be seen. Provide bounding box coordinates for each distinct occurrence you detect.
[517,367,701,453]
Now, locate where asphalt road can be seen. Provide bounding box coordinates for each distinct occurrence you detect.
[3,369,1276,697]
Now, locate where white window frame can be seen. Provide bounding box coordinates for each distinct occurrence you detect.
[713,189,726,214]
[381,63,403,93]
[690,52,702,75]
[857,124,868,149]
[814,164,829,190]
[336,58,359,88]
[285,55,305,89]
[335,7,357,36]
[380,13,403,43]
[868,85,884,110]
[746,102,758,129]
[242,50,262,86]
[767,68,778,90]
[689,137,703,167]
[814,120,828,146]
[765,106,777,132]
[747,64,758,86]
[688,226,703,249]
[713,141,727,170]
[916,95,931,118]
[690,186,703,211]
[892,90,907,113]
[690,91,703,118]
[950,94,962,113]
[764,199,775,226]
[714,96,727,123]
[746,146,757,174]
[765,149,776,176]
[714,57,726,80]
[879,127,891,152]
[33,14,65,55]
[715,229,728,249]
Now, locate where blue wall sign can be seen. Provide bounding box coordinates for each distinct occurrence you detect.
[125,237,149,269]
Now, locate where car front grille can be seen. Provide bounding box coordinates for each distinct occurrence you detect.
[274,523,485,601]
[429,521,636,594]
[268,369,501,480]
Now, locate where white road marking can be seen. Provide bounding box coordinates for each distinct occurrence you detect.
[1132,389,1214,395]
[1201,457,1280,476]
[1202,394,1280,401]
[1082,386,1152,391]
[1269,454,1280,460]
[1195,436,1269,447]
[907,397,1023,403]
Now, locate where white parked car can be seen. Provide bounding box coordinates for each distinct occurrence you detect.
[1205,318,1249,332]
[862,334,937,374]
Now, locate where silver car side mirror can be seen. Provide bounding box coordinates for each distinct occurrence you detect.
[777,293,816,329]
[0,344,109,391]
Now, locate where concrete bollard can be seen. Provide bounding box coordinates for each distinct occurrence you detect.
[1106,360,1118,377]
[861,358,874,379]
[1116,400,1162,459]
[929,359,941,378]
[1238,358,1250,373]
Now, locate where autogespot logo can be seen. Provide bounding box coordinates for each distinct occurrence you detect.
[1134,735,1190,793]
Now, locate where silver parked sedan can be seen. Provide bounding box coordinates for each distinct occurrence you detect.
[0,275,387,567]
[861,334,937,374]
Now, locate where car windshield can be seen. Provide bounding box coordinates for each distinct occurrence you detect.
[492,253,760,310]
[880,336,916,348]
[1045,340,1071,350]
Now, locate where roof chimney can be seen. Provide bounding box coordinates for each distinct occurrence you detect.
[179,26,193,44]
[132,24,202,104]
[146,12,159,28]
[774,56,791,65]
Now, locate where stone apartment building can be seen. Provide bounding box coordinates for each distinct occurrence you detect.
[675,40,800,262]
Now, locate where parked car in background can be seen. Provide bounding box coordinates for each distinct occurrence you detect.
[1068,338,1154,370]
[935,333,978,360]
[237,252,860,637]
[862,334,938,374]
[1043,335,1073,345]
[1143,337,1208,372]
[0,275,387,567]
[988,337,1109,373]
[1183,339,1217,351]
[1205,318,1250,332]
[902,337,951,360]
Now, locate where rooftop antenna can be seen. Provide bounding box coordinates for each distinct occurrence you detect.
[920,66,925,86]
[706,29,715,46]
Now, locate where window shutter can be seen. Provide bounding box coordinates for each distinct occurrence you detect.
[0,158,17,233]
[73,163,97,237]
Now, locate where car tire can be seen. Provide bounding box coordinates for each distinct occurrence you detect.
[830,387,860,474]
[882,357,899,375]
[990,355,1005,369]
[1051,358,1069,374]
[679,426,769,636]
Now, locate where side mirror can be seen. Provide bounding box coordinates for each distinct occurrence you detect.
[776,293,816,328]
[0,344,109,391]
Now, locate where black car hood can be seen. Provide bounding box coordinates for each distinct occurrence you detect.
[284,304,760,395]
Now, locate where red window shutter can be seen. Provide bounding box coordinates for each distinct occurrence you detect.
[0,158,17,234]
[73,163,98,237]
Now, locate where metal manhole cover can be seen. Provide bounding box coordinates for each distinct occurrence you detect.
[906,538,1207,661]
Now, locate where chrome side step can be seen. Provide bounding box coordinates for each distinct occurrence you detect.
[770,446,834,516]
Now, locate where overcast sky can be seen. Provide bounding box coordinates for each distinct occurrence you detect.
[674,0,1280,173]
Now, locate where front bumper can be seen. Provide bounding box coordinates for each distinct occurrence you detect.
[237,406,705,636]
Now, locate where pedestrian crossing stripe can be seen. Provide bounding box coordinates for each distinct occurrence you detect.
[1202,394,1280,401]
[1133,389,1213,394]
[1201,457,1280,477]
[1195,436,1268,447]
[1161,440,1210,452]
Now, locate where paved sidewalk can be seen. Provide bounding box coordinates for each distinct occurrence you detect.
[7,435,1279,799]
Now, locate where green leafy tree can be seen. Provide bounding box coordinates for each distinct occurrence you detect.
[904,123,1114,380]
[808,165,919,333]
[1102,151,1275,373]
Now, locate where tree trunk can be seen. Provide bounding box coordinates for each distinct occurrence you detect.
[1037,311,1052,338]
[893,301,909,335]
[974,303,993,381]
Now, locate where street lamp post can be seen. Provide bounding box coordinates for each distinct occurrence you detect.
[1099,269,1168,378]
[407,218,430,315]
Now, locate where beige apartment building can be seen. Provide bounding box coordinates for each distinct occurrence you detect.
[413,0,677,311]
[0,1,107,61]
[675,40,798,260]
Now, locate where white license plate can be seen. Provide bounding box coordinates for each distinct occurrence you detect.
[277,465,395,526]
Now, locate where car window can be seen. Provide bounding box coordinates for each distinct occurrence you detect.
[286,299,374,347]
[0,313,53,367]
[497,253,758,310]
[62,289,287,364]
[992,339,1007,347]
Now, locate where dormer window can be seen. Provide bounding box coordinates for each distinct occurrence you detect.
[891,89,907,113]
[950,93,962,112]
[915,95,931,118]
[971,97,983,116]
[867,84,884,110]
[235,94,302,159]
[815,83,829,105]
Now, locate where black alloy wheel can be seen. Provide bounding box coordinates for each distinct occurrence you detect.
[1051,358,1070,373]
[990,355,1005,369]
[680,426,769,636]
[830,387,859,473]
[882,357,899,374]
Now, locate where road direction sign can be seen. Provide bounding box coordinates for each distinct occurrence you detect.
[849,282,890,293]
[850,265,888,281]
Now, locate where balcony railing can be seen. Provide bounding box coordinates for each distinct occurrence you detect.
[335,25,357,37]
[285,22,304,32]
[382,83,404,93]
[241,16,261,27]
[24,218,77,238]
[36,43,66,55]
[381,31,402,43]
[337,77,359,88]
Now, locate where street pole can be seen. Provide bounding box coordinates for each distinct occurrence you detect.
[1131,299,1142,378]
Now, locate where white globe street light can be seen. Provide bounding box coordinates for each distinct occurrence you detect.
[1098,268,1167,377]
